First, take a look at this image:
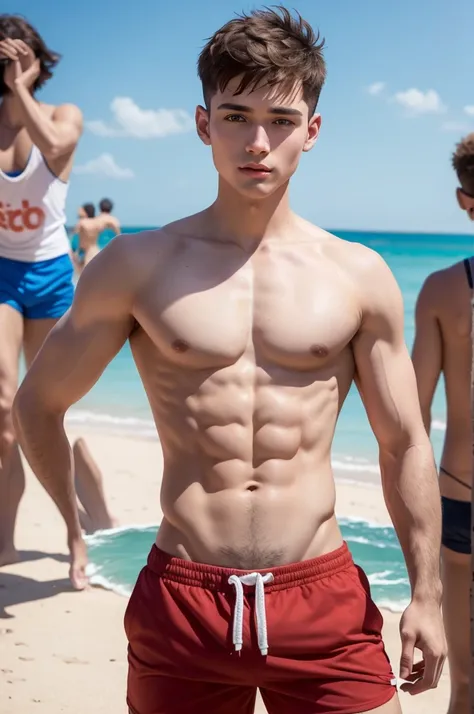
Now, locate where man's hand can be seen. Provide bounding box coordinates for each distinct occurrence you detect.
[399,599,447,695]
[68,534,89,591]
[0,39,40,92]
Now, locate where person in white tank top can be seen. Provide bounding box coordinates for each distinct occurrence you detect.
[0,15,116,570]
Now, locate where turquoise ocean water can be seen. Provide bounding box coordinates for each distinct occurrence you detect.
[74,227,472,610]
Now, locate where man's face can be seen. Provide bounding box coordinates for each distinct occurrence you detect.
[196,78,320,199]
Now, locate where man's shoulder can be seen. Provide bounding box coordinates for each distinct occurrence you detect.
[418,259,470,311]
[77,230,167,297]
[106,228,167,252]
[421,260,467,294]
[103,228,179,269]
[321,233,391,281]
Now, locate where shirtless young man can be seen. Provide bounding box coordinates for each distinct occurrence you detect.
[98,197,120,235]
[73,198,121,273]
[13,7,446,713]
[0,15,115,564]
[412,133,474,714]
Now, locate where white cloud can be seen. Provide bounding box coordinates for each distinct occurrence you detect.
[367,82,385,96]
[441,121,472,133]
[85,120,123,138]
[86,97,194,139]
[73,153,134,179]
[393,88,446,116]
[464,105,474,117]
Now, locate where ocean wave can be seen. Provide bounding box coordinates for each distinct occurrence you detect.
[375,599,409,613]
[432,419,446,431]
[66,409,157,439]
[345,535,389,548]
[338,515,392,529]
[332,459,380,474]
[84,523,159,546]
[368,571,409,586]
[86,564,133,598]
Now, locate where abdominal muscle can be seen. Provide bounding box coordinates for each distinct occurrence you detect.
[153,375,345,570]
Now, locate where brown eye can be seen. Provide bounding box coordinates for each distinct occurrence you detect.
[224,114,245,122]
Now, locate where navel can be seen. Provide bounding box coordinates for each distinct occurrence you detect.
[172,339,190,353]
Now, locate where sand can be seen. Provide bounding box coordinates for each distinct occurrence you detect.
[0,429,450,714]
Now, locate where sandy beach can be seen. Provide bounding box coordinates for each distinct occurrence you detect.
[0,429,450,714]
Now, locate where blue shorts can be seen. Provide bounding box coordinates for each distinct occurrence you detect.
[0,253,74,320]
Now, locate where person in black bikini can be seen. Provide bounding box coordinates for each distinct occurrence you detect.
[412,132,474,714]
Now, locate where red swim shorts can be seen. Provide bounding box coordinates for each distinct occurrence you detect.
[125,542,397,714]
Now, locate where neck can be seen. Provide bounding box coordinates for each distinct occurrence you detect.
[0,93,30,128]
[207,177,295,249]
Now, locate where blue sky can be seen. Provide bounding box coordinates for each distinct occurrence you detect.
[6,0,474,233]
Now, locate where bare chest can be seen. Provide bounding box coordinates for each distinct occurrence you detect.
[134,249,360,370]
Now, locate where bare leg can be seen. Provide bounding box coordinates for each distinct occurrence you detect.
[84,245,100,267]
[23,317,59,369]
[0,304,25,566]
[263,688,401,714]
[73,438,118,533]
[78,503,93,533]
[441,545,470,714]
[356,691,402,712]
[23,319,117,535]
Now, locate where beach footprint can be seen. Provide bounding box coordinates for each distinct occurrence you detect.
[53,654,89,665]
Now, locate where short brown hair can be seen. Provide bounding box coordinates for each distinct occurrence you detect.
[452,132,474,196]
[197,6,326,117]
[0,15,60,97]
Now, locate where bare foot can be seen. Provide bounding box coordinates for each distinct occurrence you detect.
[0,547,20,567]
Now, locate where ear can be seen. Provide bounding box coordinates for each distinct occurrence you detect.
[456,187,467,211]
[303,114,321,153]
[457,187,474,219]
[195,105,211,146]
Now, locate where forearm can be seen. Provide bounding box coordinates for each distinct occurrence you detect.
[13,82,62,156]
[380,437,442,602]
[13,396,81,539]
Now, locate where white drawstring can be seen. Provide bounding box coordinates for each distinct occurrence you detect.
[228,572,274,655]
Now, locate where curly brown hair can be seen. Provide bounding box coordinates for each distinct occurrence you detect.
[452,132,474,196]
[197,6,326,117]
[0,14,60,96]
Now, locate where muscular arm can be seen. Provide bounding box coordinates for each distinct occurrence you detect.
[352,252,442,602]
[12,239,135,542]
[14,83,83,161]
[108,216,121,236]
[411,276,443,434]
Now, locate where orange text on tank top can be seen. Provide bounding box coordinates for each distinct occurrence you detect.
[0,200,45,233]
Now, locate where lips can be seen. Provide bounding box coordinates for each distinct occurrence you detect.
[240,164,272,172]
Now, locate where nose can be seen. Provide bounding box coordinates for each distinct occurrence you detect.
[245,124,270,156]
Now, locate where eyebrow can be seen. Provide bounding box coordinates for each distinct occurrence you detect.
[216,102,303,117]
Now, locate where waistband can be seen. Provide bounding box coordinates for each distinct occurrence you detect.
[0,251,70,267]
[146,542,353,593]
